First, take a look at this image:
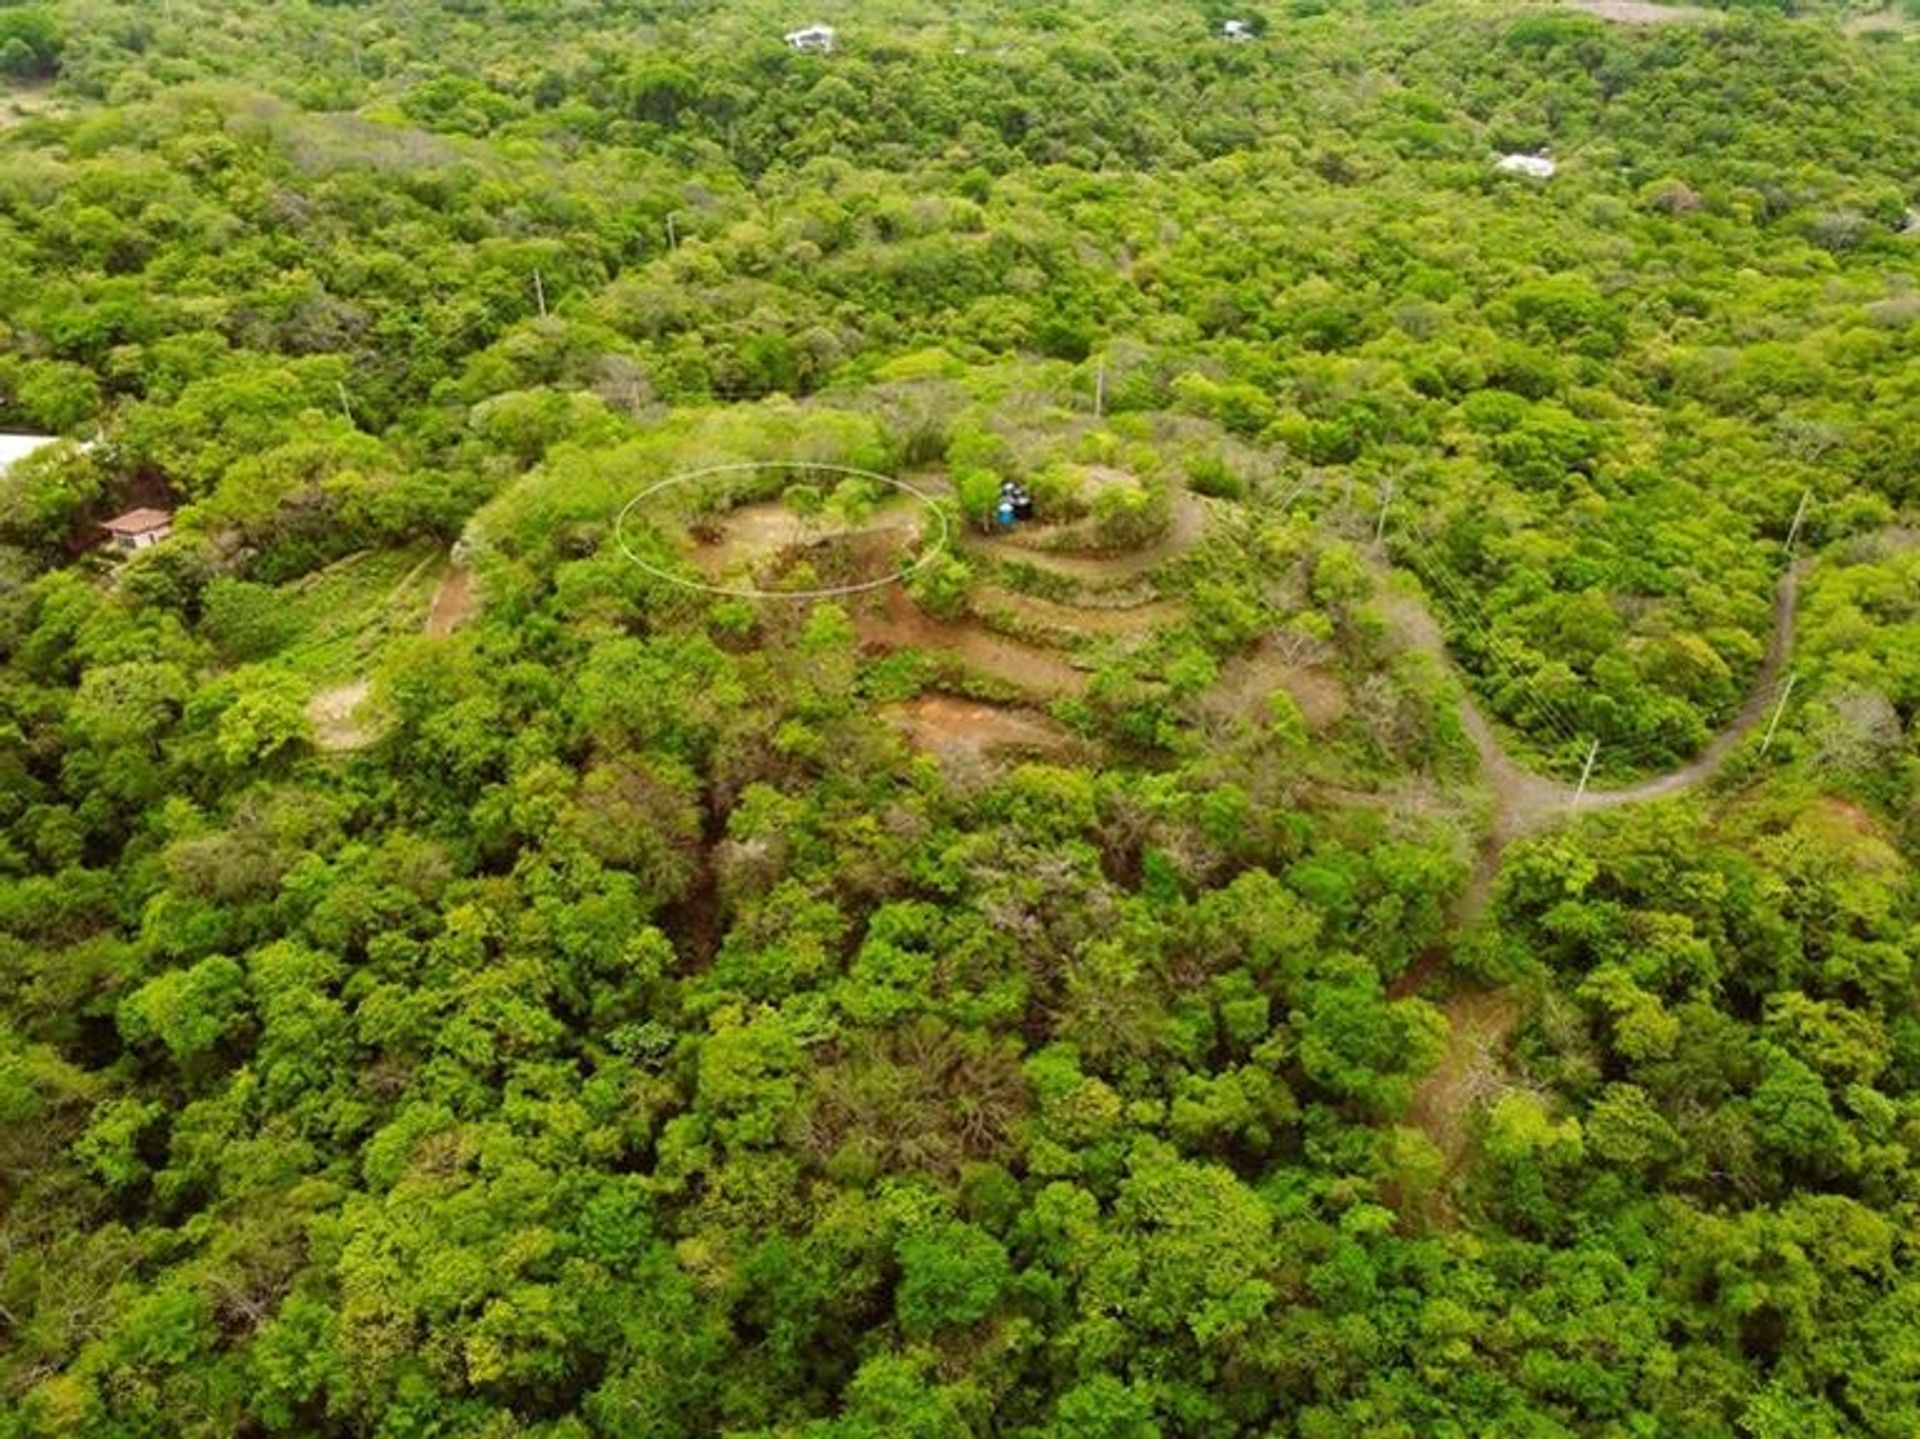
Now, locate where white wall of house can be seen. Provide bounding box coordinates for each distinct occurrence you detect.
[112,526,170,552]
[1496,153,1557,179]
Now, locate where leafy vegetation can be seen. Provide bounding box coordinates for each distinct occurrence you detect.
[2,1,1917,1435]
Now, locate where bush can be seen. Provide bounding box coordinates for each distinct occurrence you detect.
[1187,454,1246,501]
[1091,478,1171,550]
[905,548,971,620]
[202,578,298,663]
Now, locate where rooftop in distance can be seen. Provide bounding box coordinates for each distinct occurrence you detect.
[101,507,174,551]
[1496,152,1557,179]
[785,24,834,52]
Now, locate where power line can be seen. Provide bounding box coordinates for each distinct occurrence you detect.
[1390,524,1803,776]
[1400,556,1590,752]
[1573,739,1600,805]
[1785,490,1811,556]
[1760,672,1798,755]
[1391,542,1593,756]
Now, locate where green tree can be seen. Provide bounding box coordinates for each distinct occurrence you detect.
[895,1221,1011,1338]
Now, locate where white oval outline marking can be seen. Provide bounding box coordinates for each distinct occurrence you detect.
[614,461,953,601]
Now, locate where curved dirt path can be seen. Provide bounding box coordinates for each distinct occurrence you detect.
[960,489,1210,584]
[1379,543,1809,1193]
[1573,562,1804,811]
[1387,553,1800,1197]
[874,484,1808,846]
[973,584,1187,640]
[1376,546,1806,846]
[425,559,477,637]
[855,584,1090,698]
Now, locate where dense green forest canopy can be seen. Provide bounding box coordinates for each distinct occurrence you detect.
[2,1,1918,1435]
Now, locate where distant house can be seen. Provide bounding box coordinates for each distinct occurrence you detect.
[1222,19,1255,41]
[1495,152,1557,180]
[785,24,835,53]
[101,507,172,552]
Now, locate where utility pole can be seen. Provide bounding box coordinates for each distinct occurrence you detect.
[666,213,678,251]
[336,382,354,426]
[1573,739,1600,806]
[1093,360,1105,419]
[1375,481,1393,543]
[1760,672,1798,754]
[1785,490,1811,555]
[533,269,547,318]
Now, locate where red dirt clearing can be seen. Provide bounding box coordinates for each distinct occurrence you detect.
[883,693,1073,765]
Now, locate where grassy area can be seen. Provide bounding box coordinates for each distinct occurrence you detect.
[269,543,443,686]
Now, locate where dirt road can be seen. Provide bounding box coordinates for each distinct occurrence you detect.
[425,561,476,637]
[1375,548,1805,846]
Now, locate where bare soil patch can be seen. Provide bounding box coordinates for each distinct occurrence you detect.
[1805,796,1903,872]
[1565,0,1711,23]
[883,693,1073,765]
[308,679,377,752]
[688,501,806,576]
[1813,795,1890,839]
[685,499,926,591]
[1408,988,1523,1170]
[855,586,1089,698]
[1204,641,1352,732]
[0,85,66,131]
[1844,8,1919,36]
[425,562,477,637]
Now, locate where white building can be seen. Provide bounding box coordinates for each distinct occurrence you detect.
[101,507,172,552]
[1223,19,1255,41]
[1495,152,1557,180]
[0,432,60,476]
[784,24,835,53]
